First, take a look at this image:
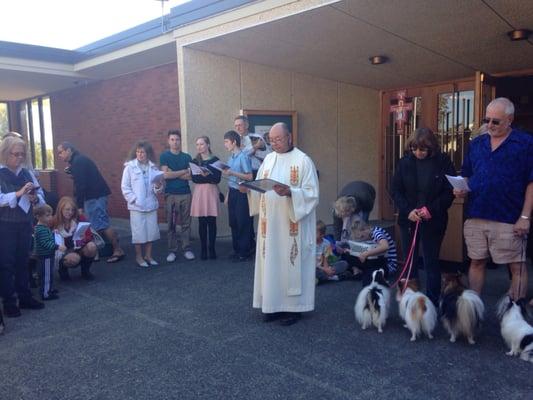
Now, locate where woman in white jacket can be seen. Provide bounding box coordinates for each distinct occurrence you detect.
[121,140,163,267]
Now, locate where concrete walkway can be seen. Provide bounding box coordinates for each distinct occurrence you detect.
[1,230,532,400]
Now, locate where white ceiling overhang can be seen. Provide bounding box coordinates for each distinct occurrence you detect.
[187,0,533,89]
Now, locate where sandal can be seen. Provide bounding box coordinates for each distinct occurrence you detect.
[107,254,125,263]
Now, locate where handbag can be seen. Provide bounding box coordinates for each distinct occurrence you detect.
[219,191,225,203]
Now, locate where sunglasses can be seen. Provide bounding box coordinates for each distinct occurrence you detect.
[481,118,501,126]
[10,151,26,158]
[410,146,428,152]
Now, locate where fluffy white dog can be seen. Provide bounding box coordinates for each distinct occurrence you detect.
[396,280,437,341]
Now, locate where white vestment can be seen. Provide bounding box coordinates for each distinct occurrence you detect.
[248,147,319,313]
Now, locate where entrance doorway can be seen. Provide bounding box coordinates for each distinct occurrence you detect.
[495,75,533,134]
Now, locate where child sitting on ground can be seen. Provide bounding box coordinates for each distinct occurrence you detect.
[316,220,349,283]
[34,204,66,300]
[336,221,397,286]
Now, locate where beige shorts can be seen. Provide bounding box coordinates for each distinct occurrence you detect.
[464,219,526,264]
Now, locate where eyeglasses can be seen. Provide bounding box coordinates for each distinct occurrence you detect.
[269,136,287,144]
[481,118,501,126]
[10,151,26,158]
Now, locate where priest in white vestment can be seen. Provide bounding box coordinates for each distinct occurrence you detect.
[246,123,319,325]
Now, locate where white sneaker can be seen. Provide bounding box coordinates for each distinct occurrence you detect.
[184,250,195,260]
[166,252,177,263]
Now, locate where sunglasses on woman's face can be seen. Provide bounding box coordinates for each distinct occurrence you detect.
[410,146,428,152]
[481,118,501,126]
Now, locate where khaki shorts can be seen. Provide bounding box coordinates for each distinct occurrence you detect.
[464,219,526,264]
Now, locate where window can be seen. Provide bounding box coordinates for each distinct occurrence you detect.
[20,96,55,169]
[437,90,474,170]
[0,102,9,136]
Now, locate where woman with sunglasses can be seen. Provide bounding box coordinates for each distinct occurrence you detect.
[0,136,46,317]
[391,127,456,306]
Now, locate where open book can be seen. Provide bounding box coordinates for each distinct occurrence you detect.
[239,179,289,193]
[210,160,230,172]
[189,162,211,176]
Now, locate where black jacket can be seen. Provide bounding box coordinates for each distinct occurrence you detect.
[392,152,456,233]
[70,151,111,208]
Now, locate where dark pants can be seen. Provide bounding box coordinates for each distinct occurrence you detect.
[228,188,253,258]
[0,221,33,306]
[400,223,444,306]
[198,216,217,257]
[341,253,388,286]
[38,255,55,299]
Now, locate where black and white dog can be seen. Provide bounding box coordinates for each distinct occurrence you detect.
[354,269,390,333]
[439,274,484,344]
[497,295,533,362]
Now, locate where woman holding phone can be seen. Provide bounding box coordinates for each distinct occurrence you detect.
[0,136,46,317]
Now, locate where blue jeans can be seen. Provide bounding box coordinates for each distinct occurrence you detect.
[0,221,33,305]
[316,260,349,281]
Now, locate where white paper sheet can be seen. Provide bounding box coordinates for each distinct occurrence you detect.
[150,170,165,185]
[18,194,31,213]
[445,175,470,191]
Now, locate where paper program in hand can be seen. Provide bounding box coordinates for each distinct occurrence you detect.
[445,175,470,192]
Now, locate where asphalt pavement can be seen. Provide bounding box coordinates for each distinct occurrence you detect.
[1,226,532,400]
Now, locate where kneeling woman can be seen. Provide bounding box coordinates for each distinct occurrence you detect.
[54,196,98,280]
[121,140,163,267]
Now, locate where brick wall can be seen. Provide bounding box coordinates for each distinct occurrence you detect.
[50,63,180,219]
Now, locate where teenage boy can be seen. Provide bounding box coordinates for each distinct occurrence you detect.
[222,130,254,262]
[160,130,195,262]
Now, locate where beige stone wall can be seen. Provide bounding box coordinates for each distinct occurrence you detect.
[179,47,379,235]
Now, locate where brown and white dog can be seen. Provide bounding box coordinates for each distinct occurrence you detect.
[439,274,484,344]
[396,279,437,341]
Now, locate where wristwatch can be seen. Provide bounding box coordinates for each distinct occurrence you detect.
[520,215,530,220]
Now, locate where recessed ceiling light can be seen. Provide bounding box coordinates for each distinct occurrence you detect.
[369,55,388,65]
[507,29,531,41]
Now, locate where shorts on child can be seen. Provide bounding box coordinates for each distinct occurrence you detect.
[464,218,526,264]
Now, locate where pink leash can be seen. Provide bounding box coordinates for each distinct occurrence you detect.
[391,220,420,290]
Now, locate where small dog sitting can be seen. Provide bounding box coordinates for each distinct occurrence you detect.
[439,273,484,344]
[496,295,533,362]
[396,279,437,341]
[354,269,390,333]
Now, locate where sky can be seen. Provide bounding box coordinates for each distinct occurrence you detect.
[0,0,189,50]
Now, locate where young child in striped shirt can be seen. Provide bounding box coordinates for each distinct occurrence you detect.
[34,204,66,300]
